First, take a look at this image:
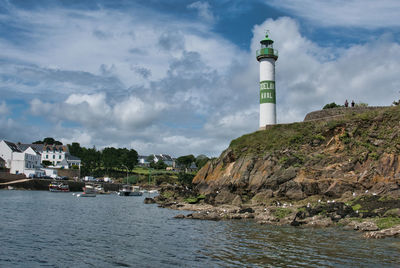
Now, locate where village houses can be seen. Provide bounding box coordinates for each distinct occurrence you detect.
[0,140,81,178]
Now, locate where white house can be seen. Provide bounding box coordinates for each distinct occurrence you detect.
[138,155,150,166]
[58,154,81,169]
[0,140,81,177]
[40,144,81,169]
[0,140,20,168]
[151,154,174,166]
[0,140,43,177]
[41,144,68,166]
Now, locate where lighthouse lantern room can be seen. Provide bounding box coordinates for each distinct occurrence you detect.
[256,32,278,128]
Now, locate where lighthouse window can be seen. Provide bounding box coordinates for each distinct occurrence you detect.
[261,43,273,49]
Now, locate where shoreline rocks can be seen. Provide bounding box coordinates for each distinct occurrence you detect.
[156,186,400,239]
[364,226,400,239]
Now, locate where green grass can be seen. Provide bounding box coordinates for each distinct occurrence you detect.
[375,217,400,230]
[132,166,151,174]
[297,207,307,213]
[228,106,400,160]
[184,197,199,204]
[184,194,206,204]
[378,195,397,202]
[313,134,326,141]
[272,208,293,219]
[132,166,176,175]
[162,191,174,199]
[351,204,362,211]
[348,217,364,223]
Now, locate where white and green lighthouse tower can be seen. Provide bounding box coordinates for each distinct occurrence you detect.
[256,32,278,128]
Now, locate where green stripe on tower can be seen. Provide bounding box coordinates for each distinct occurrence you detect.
[260,81,276,104]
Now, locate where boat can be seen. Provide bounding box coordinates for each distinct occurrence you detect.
[77,184,96,197]
[118,185,143,196]
[94,184,107,194]
[49,181,69,192]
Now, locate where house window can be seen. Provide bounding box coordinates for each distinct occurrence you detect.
[59,155,61,159]
[53,155,55,159]
[46,155,48,159]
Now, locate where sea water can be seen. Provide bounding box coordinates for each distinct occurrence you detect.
[0,190,399,267]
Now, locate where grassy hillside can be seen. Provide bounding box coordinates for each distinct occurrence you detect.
[229,106,399,162]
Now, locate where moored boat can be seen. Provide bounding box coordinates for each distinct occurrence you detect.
[94,184,109,194]
[118,185,143,196]
[77,184,96,197]
[49,181,69,192]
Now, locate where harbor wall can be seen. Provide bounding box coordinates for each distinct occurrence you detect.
[0,179,122,192]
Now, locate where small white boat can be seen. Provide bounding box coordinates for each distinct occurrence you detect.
[7,186,15,190]
[149,189,158,194]
[77,184,96,197]
[118,185,143,196]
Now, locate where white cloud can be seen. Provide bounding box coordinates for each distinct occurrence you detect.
[2,2,400,157]
[268,0,400,28]
[251,17,400,123]
[30,92,170,131]
[60,130,93,148]
[0,101,8,115]
[187,1,215,24]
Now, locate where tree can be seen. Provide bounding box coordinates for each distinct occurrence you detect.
[42,160,52,167]
[195,155,210,170]
[150,160,167,170]
[33,137,62,145]
[68,142,82,157]
[178,172,195,186]
[102,147,119,171]
[80,146,101,176]
[176,155,196,170]
[118,148,138,171]
[146,155,155,163]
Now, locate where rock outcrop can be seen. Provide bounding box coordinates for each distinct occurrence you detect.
[193,106,400,203]
[157,106,400,238]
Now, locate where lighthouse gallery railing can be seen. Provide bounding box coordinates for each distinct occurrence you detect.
[256,48,279,58]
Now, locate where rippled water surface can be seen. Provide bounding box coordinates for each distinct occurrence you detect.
[1,190,399,267]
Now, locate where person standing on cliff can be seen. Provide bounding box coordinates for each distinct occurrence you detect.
[351,100,355,107]
[345,100,348,107]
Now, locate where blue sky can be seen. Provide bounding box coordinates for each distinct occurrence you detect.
[1,0,400,157]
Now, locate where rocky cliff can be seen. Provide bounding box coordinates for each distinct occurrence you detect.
[193,106,400,204]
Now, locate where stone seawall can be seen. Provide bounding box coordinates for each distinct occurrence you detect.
[0,172,26,182]
[0,179,122,192]
[304,106,388,122]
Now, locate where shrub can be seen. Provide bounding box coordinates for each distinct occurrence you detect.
[178,172,195,186]
[313,134,326,141]
[323,102,341,109]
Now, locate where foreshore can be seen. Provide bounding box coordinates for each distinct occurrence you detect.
[153,185,400,239]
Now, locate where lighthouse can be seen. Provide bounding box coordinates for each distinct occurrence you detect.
[256,32,278,128]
